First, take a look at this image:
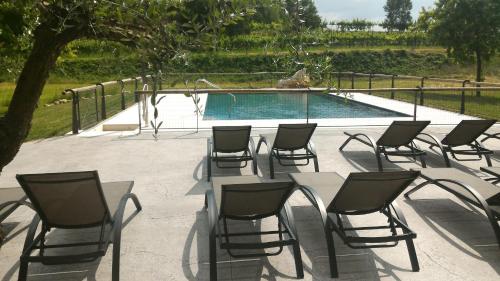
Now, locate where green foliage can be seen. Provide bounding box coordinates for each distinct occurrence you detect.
[283,0,322,30]
[428,0,500,81]
[382,0,413,31]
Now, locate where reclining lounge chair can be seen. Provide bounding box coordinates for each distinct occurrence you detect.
[256,123,318,178]
[415,119,496,167]
[404,168,500,247]
[289,171,420,278]
[207,126,257,181]
[339,121,430,171]
[205,176,303,280]
[16,171,142,281]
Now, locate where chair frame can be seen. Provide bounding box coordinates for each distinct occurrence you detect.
[16,171,142,281]
[297,181,419,278]
[207,126,257,182]
[415,120,496,167]
[481,167,500,184]
[256,124,319,179]
[482,132,500,143]
[416,134,493,167]
[405,173,500,247]
[339,122,428,172]
[205,183,303,281]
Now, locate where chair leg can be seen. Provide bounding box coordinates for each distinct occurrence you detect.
[207,155,212,182]
[405,238,420,272]
[256,137,264,153]
[443,150,451,167]
[376,149,383,172]
[292,241,304,279]
[485,154,492,167]
[324,220,339,278]
[420,154,427,168]
[269,155,275,179]
[252,158,258,175]
[18,257,28,281]
[313,156,319,172]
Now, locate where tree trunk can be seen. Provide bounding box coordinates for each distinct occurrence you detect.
[0,23,81,172]
[476,49,482,97]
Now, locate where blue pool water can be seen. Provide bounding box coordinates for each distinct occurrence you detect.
[203,93,408,120]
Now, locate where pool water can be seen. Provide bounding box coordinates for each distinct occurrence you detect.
[203,93,408,120]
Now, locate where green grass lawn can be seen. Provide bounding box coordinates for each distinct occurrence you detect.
[0,82,85,140]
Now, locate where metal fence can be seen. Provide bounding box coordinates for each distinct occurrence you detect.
[66,71,500,134]
[64,75,154,133]
[134,86,500,132]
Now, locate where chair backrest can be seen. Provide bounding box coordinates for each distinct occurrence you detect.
[376,121,430,147]
[220,181,295,219]
[16,171,111,228]
[328,171,420,214]
[441,119,496,146]
[273,123,317,150]
[212,126,252,153]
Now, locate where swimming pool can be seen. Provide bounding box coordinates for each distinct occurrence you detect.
[203,93,408,120]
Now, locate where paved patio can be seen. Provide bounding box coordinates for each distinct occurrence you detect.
[0,126,499,280]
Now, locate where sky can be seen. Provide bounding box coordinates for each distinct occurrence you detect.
[313,0,436,23]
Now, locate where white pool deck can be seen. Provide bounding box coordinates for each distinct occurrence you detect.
[82,91,477,137]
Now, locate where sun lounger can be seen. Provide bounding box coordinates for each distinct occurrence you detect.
[205,176,303,280]
[290,171,420,278]
[339,121,430,171]
[16,171,142,281]
[256,123,318,178]
[416,119,496,167]
[207,126,257,181]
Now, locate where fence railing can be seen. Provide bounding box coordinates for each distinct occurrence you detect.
[64,75,155,133]
[66,71,500,134]
[135,86,500,132]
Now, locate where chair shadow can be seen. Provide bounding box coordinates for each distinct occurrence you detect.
[292,204,419,281]
[1,210,140,281]
[0,222,27,246]
[339,150,404,172]
[183,210,301,281]
[404,198,500,275]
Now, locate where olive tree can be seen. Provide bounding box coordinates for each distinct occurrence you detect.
[0,0,242,171]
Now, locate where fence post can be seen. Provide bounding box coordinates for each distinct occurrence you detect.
[133,77,139,102]
[368,73,373,95]
[460,80,469,114]
[414,87,420,121]
[419,77,426,106]
[68,89,79,134]
[337,72,341,89]
[97,83,106,119]
[391,75,396,99]
[118,80,126,110]
[94,88,99,121]
[351,72,355,89]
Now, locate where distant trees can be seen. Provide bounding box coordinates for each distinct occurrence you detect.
[282,0,322,30]
[332,19,375,32]
[426,0,500,84]
[383,0,413,31]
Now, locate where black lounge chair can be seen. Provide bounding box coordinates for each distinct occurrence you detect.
[404,168,500,247]
[16,171,142,281]
[207,126,257,181]
[289,171,420,278]
[339,121,430,171]
[415,119,496,167]
[0,187,31,224]
[205,176,303,280]
[256,123,319,179]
